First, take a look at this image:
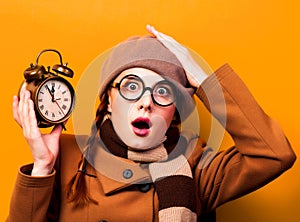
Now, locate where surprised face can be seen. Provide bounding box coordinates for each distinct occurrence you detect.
[108,68,176,150]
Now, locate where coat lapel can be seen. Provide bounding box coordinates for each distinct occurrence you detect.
[87,140,152,195]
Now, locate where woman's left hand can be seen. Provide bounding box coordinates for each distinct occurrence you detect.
[147,25,208,88]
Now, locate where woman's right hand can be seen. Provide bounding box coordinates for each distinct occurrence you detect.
[147,25,208,88]
[12,83,63,176]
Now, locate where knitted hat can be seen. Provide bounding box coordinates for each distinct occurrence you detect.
[99,36,195,120]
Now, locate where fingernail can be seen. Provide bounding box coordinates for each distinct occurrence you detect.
[20,85,24,93]
[22,82,27,89]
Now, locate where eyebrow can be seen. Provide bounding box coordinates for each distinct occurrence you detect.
[125,75,140,80]
[117,74,168,87]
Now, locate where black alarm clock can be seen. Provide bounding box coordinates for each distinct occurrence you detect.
[21,49,75,128]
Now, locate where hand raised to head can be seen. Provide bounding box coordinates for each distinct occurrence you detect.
[146,24,208,88]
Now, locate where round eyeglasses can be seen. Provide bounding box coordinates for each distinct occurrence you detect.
[111,74,177,107]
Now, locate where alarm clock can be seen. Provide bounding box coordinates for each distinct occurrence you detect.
[21,49,75,128]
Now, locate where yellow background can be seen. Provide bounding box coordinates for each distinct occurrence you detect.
[1,0,299,221]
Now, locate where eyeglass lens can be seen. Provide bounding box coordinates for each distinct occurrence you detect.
[118,75,175,106]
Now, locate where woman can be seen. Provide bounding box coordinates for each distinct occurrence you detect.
[8,25,296,222]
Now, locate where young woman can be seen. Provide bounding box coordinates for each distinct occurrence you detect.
[8,25,296,222]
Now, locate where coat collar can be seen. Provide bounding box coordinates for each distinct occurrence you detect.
[85,129,204,195]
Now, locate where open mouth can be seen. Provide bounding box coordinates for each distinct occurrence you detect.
[132,117,151,129]
[131,117,151,136]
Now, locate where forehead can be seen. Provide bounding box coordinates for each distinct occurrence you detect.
[114,67,164,84]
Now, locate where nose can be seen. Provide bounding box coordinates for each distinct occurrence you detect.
[137,90,153,111]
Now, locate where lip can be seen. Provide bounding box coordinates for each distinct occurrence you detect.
[131,117,151,136]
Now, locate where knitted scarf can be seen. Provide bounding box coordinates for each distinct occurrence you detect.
[100,119,197,221]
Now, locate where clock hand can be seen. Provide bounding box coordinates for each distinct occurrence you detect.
[51,85,55,94]
[54,100,65,116]
[45,85,55,102]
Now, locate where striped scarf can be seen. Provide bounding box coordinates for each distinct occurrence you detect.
[100,119,197,221]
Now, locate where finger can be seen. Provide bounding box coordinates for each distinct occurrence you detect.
[147,25,186,56]
[22,91,31,137]
[147,25,164,38]
[18,84,28,125]
[156,33,186,54]
[18,82,27,101]
[28,99,39,135]
[147,25,176,43]
[146,25,164,40]
[12,95,22,126]
[20,81,27,93]
[146,24,157,35]
[147,25,165,41]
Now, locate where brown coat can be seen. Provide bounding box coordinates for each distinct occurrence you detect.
[7,64,296,222]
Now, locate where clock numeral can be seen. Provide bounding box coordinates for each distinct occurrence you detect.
[62,90,67,94]
[62,105,67,110]
[38,99,43,102]
[64,98,69,102]
[52,113,55,118]
[58,84,61,90]
[51,82,55,87]
[40,105,44,110]
[45,110,49,116]
[40,91,44,94]
[58,111,62,115]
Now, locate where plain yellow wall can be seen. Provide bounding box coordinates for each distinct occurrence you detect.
[1,0,299,221]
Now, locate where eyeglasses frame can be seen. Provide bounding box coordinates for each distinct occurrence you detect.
[110,74,177,107]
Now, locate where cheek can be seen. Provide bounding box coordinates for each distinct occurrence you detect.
[110,94,133,121]
[157,105,176,126]
[109,90,130,113]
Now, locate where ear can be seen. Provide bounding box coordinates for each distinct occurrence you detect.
[107,90,112,113]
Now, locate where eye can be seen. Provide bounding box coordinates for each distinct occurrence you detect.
[156,87,169,96]
[154,82,173,97]
[124,82,139,91]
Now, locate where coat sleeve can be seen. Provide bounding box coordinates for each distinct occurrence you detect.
[194,63,296,212]
[6,164,58,222]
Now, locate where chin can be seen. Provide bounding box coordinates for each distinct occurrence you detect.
[127,135,152,150]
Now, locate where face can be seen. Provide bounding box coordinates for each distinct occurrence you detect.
[107,68,176,150]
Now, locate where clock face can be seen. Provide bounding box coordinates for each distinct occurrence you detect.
[36,77,74,123]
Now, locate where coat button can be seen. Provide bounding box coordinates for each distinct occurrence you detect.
[138,183,152,192]
[98,220,107,222]
[123,169,133,179]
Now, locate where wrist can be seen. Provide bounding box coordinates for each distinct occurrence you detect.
[32,159,54,176]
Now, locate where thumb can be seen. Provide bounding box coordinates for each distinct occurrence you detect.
[52,118,69,135]
[51,124,63,138]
